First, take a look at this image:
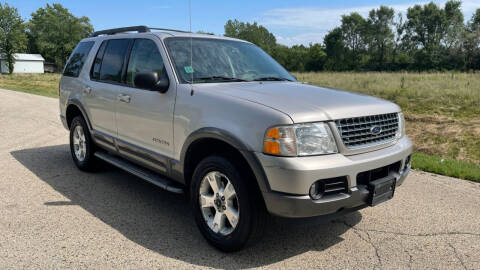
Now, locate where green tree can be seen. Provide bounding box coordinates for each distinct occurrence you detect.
[472,9,480,29]
[463,9,480,70]
[0,3,27,74]
[28,3,93,69]
[287,45,309,72]
[443,1,464,69]
[305,43,327,71]
[392,12,413,70]
[324,27,347,71]
[340,12,367,69]
[367,6,395,69]
[224,19,277,54]
[404,2,445,69]
[404,1,465,70]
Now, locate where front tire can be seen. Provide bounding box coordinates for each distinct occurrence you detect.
[69,116,98,171]
[190,155,266,252]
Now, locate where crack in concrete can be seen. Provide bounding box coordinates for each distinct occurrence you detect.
[336,219,478,269]
[448,243,467,270]
[345,222,382,269]
[405,249,413,270]
[337,220,480,238]
[365,230,383,269]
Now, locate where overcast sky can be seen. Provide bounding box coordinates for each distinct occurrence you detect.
[8,0,480,46]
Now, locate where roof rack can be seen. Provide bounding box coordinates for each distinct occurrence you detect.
[149,27,191,34]
[90,26,191,37]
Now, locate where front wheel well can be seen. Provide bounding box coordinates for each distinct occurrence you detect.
[184,138,261,195]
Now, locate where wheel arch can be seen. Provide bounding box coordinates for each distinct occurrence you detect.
[176,128,270,194]
[66,99,92,130]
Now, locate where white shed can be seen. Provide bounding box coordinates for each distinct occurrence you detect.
[0,53,45,73]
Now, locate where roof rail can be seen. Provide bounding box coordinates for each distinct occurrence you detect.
[90,26,150,37]
[90,26,191,37]
[149,27,191,34]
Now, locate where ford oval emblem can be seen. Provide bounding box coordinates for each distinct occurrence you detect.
[370,126,382,135]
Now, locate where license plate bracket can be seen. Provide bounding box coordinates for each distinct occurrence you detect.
[367,176,396,206]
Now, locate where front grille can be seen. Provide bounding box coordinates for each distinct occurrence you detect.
[356,161,401,186]
[335,113,399,149]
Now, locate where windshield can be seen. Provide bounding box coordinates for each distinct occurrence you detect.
[164,37,295,83]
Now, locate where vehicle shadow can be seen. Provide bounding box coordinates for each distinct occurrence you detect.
[11,144,362,269]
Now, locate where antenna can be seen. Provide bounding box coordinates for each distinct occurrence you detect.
[189,0,194,94]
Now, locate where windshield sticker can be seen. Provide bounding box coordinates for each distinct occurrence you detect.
[184,66,194,73]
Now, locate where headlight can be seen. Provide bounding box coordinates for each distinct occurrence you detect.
[396,112,405,139]
[263,122,338,156]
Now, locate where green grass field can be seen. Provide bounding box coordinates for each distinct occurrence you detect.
[0,73,60,97]
[1,72,479,182]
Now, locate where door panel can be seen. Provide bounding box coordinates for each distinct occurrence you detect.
[115,38,176,160]
[84,80,118,135]
[85,39,131,137]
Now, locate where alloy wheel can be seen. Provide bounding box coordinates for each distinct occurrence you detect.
[199,171,240,235]
[72,125,87,162]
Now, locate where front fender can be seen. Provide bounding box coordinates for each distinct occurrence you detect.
[172,127,270,192]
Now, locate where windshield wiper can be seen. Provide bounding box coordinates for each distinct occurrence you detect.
[253,77,293,82]
[193,76,249,82]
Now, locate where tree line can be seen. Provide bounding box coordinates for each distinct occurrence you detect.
[0,3,92,74]
[1,1,479,73]
[225,1,480,72]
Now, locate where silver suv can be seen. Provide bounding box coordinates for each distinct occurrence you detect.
[59,26,412,251]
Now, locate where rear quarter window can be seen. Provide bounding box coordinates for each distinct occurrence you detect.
[63,41,95,77]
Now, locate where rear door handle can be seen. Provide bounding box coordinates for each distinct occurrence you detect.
[83,87,92,95]
[118,94,131,103]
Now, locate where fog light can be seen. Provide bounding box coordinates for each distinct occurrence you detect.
[309,181,325,200]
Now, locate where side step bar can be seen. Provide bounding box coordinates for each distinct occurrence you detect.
[94,152,184,194]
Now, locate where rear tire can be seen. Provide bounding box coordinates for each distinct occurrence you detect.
[69,116,98,171]
[190,155,267,252]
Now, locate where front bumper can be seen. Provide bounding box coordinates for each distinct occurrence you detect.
[257,136,413,218]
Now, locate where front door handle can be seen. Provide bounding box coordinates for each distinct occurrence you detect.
[118,94,131,103]
[83,87,92,95]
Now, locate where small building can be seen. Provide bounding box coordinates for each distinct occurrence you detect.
[0,53,45,74]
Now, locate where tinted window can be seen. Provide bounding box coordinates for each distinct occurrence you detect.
[91,41,107,80]
[99,39,130,83]
[63,41,94,77]
[126,39,165,87]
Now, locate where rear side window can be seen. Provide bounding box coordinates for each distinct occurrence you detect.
[98,39,130,83]
[126,39,165,87]
[91,41,107,80]
[63,41,94,77]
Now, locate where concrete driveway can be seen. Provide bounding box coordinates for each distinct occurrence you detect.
[1,88,479,269]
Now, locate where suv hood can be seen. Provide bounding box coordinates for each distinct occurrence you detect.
[200,82,400,123]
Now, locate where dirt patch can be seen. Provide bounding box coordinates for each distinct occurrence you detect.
[406,115,480,164]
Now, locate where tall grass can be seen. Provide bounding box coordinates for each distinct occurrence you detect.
[295,72,480,119]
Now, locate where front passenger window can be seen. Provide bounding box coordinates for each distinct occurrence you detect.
[126,39,165,87]
[99,39,130,83]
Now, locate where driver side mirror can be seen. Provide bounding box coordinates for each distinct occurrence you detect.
[134,71,169,93]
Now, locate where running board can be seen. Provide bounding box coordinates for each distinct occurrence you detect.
[94,152,184,194]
